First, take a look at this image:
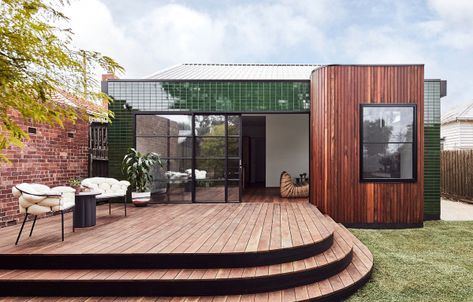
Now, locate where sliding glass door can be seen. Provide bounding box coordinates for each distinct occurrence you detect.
[135,113,241,203]
[194,114,241,203]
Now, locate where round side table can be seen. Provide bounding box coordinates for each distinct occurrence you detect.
[73,192,101,228]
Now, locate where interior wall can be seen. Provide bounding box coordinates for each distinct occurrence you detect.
[265,114,309,187]
[242,116,266,184]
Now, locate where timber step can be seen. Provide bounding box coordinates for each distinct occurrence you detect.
[0,224,370,298]
[0,233,334,269]
[152,241,373,302]
[0,203,374,300]
[0,203,335,269]
[0,226,373,301]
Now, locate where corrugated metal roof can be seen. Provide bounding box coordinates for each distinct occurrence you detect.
[146,63,321,80]
[442,101,473,124]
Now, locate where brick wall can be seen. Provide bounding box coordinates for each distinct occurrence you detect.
[0,112,89,227]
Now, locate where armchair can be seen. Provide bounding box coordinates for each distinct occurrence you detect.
[81,177,130,216]
[12,183,76,245]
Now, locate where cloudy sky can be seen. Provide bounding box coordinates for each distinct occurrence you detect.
[64,0,473,113]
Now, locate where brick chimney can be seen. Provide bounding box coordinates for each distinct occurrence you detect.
[101,73,119,110]
[102,73,118,81]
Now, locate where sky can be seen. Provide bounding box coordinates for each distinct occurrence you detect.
[64,0,473,114]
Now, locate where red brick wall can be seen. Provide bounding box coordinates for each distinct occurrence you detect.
[0,112,89,227]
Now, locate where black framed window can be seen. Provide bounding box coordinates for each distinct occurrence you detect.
[135,114,193,202]
[135,113,241,203]
[360,104,416,182]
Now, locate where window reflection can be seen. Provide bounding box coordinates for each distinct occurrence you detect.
[361,106,415,181]
[135,114,241,202]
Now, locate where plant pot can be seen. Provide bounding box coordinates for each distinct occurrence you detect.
[132,191,151,207]
[75,187,81,194]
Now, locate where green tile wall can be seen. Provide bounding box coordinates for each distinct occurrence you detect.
[108,81,310,112]
[107,79,442,217]
[108,99,134,179]
[424,80,441,220]
[107,80,310,178]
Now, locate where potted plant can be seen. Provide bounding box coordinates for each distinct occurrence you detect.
[122,148,162,207]
[68,178,82,194]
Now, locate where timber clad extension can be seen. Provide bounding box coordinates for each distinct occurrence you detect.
[310,65,425,226]
[104,63,445,227]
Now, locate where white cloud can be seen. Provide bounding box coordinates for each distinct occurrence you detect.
[62,0,473,113]
[342,26,428,64]
[64,0,140,76]
[65,0,344,77]
[427,0,473,50]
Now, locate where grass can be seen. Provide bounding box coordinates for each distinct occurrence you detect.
[346,221,473,302]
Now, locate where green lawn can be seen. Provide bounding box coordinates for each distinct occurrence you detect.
[346,221,473,302]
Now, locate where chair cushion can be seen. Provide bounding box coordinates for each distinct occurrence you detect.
[165,171,189,180]
[184,169,207,179]
[13,183,76,213]
[81,177,130,196]
[96,193,125,199]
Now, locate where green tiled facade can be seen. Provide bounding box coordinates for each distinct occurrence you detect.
[424,80,442,219]
[106,79,442,219]
[106,80,310,178]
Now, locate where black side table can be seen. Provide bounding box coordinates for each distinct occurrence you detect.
[73,192,101,228]
[295,177,309,185]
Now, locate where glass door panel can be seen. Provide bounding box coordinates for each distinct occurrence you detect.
[194,114,241,203]
[136,113,241,203]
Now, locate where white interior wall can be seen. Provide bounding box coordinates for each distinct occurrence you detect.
[265,114,309,187]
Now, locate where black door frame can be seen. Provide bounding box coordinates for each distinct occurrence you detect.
[133,112,242,203]
[133,111,310,204]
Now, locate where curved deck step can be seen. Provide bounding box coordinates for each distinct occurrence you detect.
[0,227,351,296]
[0,203,335,269]
[161,242,373,302]
[0,224,373,300]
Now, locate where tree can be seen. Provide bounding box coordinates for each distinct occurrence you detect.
[0,0,124,161]
[363,119,393,156]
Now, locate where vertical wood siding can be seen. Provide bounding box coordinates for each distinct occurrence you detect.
[310,65,424,225]
[441,150,473,201]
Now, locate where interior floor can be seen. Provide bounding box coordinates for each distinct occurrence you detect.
[242,187,308,203]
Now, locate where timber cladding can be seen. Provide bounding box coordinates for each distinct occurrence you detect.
[310,65,424,226]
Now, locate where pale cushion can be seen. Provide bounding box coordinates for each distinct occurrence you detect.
[165,171,189,180]
[12,183,76,215]
[184,169,207,179]
[96,193,124,199]
[81,177,130,197]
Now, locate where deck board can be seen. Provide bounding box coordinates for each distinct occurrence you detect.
[0,191,374,301]
[0,200,332,256]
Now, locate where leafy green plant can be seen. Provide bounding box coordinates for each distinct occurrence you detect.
[67,178,81,188]
[122,148,162,192]
[0,0,124,162]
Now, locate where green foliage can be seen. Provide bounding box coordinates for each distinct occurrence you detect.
[0,0,124,161]
[363,119,393,156]
[122,148,162,192]
[67,177,81,188]
[197,121,239,178]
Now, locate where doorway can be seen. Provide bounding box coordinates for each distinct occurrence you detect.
[241,116,266,189]
[241,114,310,202]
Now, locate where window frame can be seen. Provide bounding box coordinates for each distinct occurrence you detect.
[134,112,242,203]
[359,104,417,183]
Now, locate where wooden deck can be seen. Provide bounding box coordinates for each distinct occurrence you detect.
[0,201,328,256]
[0,197,373,300]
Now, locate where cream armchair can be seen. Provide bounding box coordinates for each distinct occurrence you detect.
[12,183,76,245]
[81,177,130,216]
